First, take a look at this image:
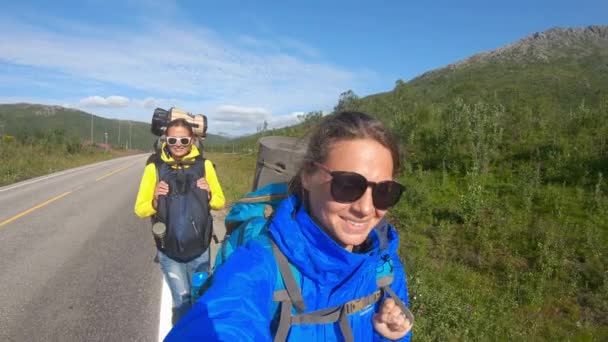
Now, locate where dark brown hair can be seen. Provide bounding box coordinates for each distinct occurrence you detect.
[166,118,194,136]
[289,111,401,198]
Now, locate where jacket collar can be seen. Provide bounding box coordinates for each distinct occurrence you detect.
[268,195,399,284]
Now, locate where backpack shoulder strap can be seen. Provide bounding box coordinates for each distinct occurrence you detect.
[195,154,206,178]
[269,237,306,313]
[268,236,306,342]
[375,221,415,324]
[375,251,415,325]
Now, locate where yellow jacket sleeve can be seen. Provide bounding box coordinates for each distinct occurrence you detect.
[205,160,226,210]
[134,163,158,218]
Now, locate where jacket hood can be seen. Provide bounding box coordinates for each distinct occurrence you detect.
[160,143,201,164]
[268,195,400,284]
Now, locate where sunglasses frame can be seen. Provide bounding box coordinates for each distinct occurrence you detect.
[166,136,192,146]
[313,162,404,210]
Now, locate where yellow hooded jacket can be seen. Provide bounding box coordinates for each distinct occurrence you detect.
[134,144,225,218]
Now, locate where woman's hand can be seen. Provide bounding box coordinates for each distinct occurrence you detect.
[373,297,412,340]
[196,178,211,199]
[153,181,169,208]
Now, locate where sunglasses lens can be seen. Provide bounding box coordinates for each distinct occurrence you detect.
[180,137,191,145]
[167,137,177,145]
[330,173,367,203]
[373,181,404,210]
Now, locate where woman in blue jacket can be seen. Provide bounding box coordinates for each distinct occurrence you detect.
[167,111,413,341]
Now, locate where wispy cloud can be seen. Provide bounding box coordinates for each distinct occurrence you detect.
[0,9,370,135]
[215,105,271,122]
[80,96,130,107]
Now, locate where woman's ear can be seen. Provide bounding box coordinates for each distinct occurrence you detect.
[301,170,312,192]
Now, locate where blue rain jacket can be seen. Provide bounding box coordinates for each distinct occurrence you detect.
[166,195,412,341]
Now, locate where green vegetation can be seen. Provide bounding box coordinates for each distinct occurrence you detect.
[2,25,606,340]
[386,97,607,340]
[204,151,257,203]
[0,130,135,186]
[212,96,607,340]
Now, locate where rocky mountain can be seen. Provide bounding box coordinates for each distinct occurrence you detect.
[416,25,608,80]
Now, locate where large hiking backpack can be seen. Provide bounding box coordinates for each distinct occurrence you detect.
[252,136,307,191]
[216,182,289,267]
[210,182,414,341]
[151,154,213,262]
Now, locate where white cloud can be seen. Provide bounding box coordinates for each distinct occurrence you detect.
[80,95,130,107]
[0,12,372,135]
[211,105,271,134]
[139,97,157,108]
[269,112,303,129]
[216,105,271,116]
[238,35,321,59]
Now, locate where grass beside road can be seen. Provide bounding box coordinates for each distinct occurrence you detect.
[0,140,136,187]
[204,151,257,204]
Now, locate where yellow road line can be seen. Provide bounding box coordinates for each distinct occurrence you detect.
[0,191,72,228]
[95,163,134,182]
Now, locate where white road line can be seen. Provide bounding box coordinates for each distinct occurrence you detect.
[158,277,172,342]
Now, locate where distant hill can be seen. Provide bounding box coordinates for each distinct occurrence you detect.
[356,25,608,123]
[0,104,229,151]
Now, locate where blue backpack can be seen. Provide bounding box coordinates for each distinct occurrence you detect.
[207,183,414,341]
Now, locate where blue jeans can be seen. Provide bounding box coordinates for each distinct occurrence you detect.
[158,249,210,324]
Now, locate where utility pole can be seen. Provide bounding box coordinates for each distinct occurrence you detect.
[90,113,94,144]
[104,132,108,152]
[128,120,132,150]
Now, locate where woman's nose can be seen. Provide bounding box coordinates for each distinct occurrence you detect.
[351,187,374,216]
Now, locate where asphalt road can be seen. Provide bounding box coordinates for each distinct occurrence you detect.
[0,154,227,342]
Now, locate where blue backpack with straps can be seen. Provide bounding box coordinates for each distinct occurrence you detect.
[204,182,414,341]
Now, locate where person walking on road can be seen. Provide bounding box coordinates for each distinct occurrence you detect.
[134,118,225,325]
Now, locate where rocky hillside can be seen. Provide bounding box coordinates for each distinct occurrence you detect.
[416,25,608,79]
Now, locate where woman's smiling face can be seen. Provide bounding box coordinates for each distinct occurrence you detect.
[165,125,192,159]
[302,138,394,251]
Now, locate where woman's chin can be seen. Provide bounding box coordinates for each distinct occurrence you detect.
[336,232,368,250]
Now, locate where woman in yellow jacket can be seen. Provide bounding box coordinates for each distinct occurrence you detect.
[134,118,225,325]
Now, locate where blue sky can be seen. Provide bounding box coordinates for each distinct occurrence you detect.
[0,0,605,136]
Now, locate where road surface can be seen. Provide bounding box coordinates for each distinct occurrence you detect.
[0,154,227,341]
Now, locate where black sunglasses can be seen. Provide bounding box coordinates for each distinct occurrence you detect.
[166,136,192,146]
[314,162,404,210]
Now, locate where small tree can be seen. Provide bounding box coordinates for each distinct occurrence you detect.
[333,90,360,113]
